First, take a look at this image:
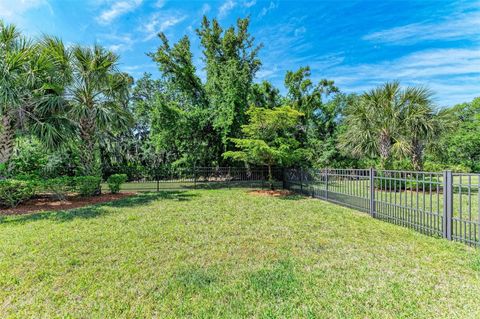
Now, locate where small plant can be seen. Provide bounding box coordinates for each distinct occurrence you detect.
[42,177,76,201]
[0,179,35,208]
[75,176,102,197]
[107,174,128,194]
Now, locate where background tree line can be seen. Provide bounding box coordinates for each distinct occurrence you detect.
[1,17,479,182]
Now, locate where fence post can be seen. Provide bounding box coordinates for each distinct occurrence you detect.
[369,167,375,218]
[443,170,453,240]
[300,168,304,193]
[282,168,286,190]
[325,169,329,200]
[156,178,160,192]
[193,166,197,189]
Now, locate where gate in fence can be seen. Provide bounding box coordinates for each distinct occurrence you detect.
[284,168,480,247]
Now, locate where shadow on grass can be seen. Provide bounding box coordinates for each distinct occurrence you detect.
[0,191,197,225]
[278,194,305,201]
[182,181,284,190]
[110,191,197,207]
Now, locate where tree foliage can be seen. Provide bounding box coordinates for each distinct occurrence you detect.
[223,105,305,183]
[1,16,478,182]
[339,81,447,169]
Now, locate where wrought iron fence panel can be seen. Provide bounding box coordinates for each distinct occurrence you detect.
[108,167,283,192]
[451,173,480,246]
[284,168,480,248]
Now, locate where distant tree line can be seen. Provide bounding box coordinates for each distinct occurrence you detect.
[1,17,479,181]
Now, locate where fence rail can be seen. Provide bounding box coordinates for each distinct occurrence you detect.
[284,168,480,247]
[107,167,283,192]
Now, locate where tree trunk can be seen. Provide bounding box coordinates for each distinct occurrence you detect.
[267,164,274,190]
[378,131,391,169]
[79,114,97,177]
[0,114,14,166]
[412,140,424,171]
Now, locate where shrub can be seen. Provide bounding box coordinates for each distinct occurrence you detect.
[0,179,35,208]
[407,176,440,191]
[107,174,128,194]
[42,177,76,201]
[375,176,407,191]
[423,161,471,173]
[75,176,102,197]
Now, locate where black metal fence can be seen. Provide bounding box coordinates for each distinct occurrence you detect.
[106,167,284,192]
[109,166,480,247]
[284,168,480,247]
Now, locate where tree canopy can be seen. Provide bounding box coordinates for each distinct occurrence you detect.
[0,17,477,180]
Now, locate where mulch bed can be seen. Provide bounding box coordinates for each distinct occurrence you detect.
[248,189,293,197]
[0,193,136,216]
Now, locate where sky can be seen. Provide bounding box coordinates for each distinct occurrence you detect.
[1,0,479,106]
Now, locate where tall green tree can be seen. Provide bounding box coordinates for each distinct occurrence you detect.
[284,66,342,167]
[148,16,262,167]
[149,34,221,167]
[429,97,480,171]
[0,21,72,168]
[198,17,262,148]
[249,81,281,109]
[284,66,338,124]
[68,45,132,175]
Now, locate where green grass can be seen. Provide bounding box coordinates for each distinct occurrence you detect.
[1,189,480,318]
[296,179,480,243]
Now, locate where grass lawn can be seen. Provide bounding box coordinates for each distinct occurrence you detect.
[1,189,480,318]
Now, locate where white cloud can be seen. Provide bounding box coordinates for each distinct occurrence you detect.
[259,1,277,18]
[256,65,278,79]
[294,26,306,37]
[141,12,186,41]
[218,0,236,19]
[97,0,143,25]
[363,11,480,45]
[243,0,256,8]
[101,33,134,52]
[0,0,52,23]
[201,3,211,15]
[326,47,480,106]
[155,0,166,8]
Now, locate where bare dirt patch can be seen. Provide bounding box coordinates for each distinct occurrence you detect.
[0,193,136,216]
[248,189,293,197]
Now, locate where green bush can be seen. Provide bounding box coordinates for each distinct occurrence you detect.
[407,176,440,191]
[107,174,128,194]
[0,179,35,208]
[375,176,407,191]
[42,177,76,201]
[375,174,440,192]
[423,161,471,173]
[75,176,102,197]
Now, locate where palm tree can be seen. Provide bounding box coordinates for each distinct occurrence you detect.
[67,45,132,175]
[339,81,439,170]
[0,21,72,168]
[402,97,452,170]
[339,82,404,169]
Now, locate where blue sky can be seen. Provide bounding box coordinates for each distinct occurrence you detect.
[1,0,479,106]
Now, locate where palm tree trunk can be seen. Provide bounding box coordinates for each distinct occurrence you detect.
[79,115,97,176]
[0,114,14,166]
[379,131,391,169]
[412,140,424,171]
